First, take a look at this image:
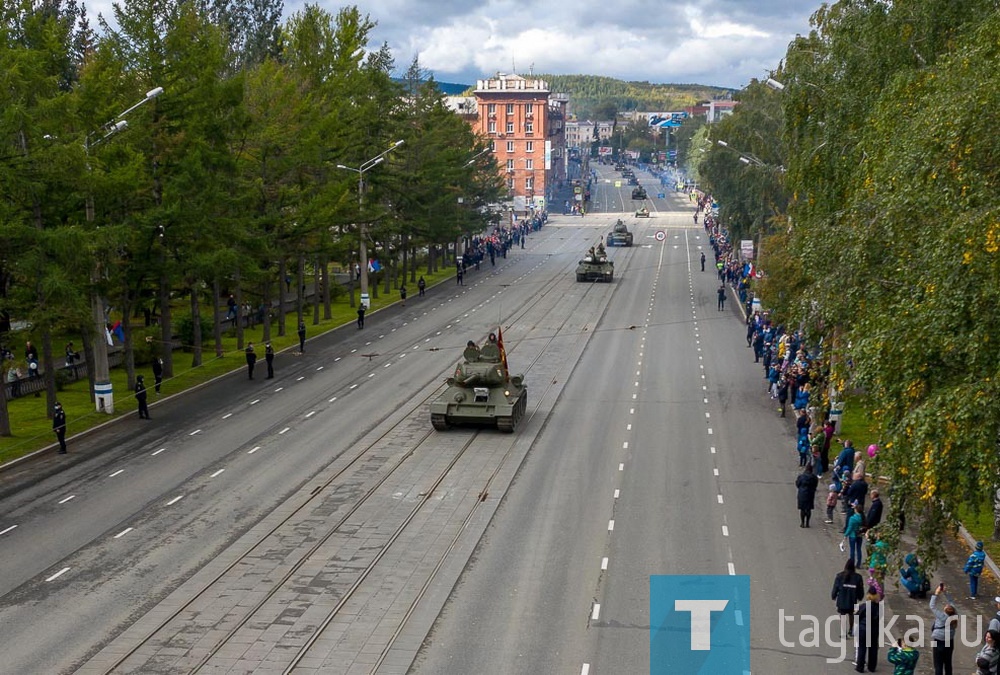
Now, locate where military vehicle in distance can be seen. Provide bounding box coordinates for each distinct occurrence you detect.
[430,339,527,433]
[635,206,650,218]
[606,219,634,247]
[631,185,647,200]
[577,243,614,282]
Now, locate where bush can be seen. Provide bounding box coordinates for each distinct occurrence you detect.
[176,315,214,353]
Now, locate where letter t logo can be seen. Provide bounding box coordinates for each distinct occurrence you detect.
[674,600,729,650]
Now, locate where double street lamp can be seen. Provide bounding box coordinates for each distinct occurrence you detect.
[86,86,163,413]
[336,139,404,310]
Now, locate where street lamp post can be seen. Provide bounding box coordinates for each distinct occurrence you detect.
[336,140,404,310]
[85,86,163,414]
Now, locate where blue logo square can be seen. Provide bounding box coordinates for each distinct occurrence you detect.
[650,575,751,675]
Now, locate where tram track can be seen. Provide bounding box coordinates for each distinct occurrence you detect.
[86,222,637,674]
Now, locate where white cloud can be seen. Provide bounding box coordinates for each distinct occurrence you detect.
[84,0,818,88]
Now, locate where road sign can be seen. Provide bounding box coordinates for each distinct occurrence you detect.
[657,193,665,199]
[654,231,666,241]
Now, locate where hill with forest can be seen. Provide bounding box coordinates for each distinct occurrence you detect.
[539,74,733,119]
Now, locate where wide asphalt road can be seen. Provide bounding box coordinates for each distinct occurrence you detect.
[412,165,848,674]
[0,164,852,674]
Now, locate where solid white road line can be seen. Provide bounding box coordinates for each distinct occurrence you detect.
[58,495,75,504]
[109,469,124,477]
[0,525,17,536]
[113,527,132,539]
[167,495,184,505]
[210,469,225,478]
[248,446,260,454]
[46,567,70,582]
[152,448,166,456]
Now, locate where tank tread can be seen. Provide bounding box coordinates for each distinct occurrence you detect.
[431,414,449,431]
[496,392,527,433]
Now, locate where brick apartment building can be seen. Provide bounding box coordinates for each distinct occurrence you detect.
[446,74,568,212]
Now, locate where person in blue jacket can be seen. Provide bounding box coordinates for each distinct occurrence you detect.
[900,553,928,598]
[965,541,987,600]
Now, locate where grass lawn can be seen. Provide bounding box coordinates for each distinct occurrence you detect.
[0,266,456,465]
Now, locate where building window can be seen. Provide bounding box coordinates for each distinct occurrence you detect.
[506,122,514,134]
[488,121,496,133]
[525,159,534,170]
[525,121,533,134]
[506,103,514,115]
[488,103,496,115]
[525,103,534,115]
[526,141,534,153]
[506,141,515,153]
[489,140,496,152]
[506,159,514,172]
[525,176,534,190]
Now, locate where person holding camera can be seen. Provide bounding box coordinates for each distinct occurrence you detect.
[930,583,957,675]
[887,635,920,674]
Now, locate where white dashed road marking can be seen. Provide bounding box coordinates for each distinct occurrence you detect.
[113,527,132,539]
[46,568,70,582]
[210,469,225,478]
[167,495,184,505]
[109,469,124,478]
[0,525,17,536]
[58,495,75,504]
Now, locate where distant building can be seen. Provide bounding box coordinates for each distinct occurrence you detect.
[565,120,614,149]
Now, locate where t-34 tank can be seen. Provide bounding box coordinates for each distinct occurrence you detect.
[577,243,614,281]
[430,339,527,432]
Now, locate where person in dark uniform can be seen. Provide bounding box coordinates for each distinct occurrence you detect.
[53,402,67,454]
[399,285,407,306]
[245,342,257,379]
[297,322,306,353]
[135,375,150,419]
[265,343,275,379]
[357,305,366,329]
[152,356,163,394]
[717,285,727,311]
[418,277,426,296]
[700,251,706,271]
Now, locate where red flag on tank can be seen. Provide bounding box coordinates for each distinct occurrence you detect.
[496,326,508,374]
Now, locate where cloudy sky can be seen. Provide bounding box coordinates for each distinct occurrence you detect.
[86,0,820,89]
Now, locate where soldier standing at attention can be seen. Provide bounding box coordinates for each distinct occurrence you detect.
[701,251,706,271]
[135,375,150,419]
[53,402,67,454]
[357,305,366,329]
[245,342,257,379]
[297,322,306,353]
[265,343,275,379]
